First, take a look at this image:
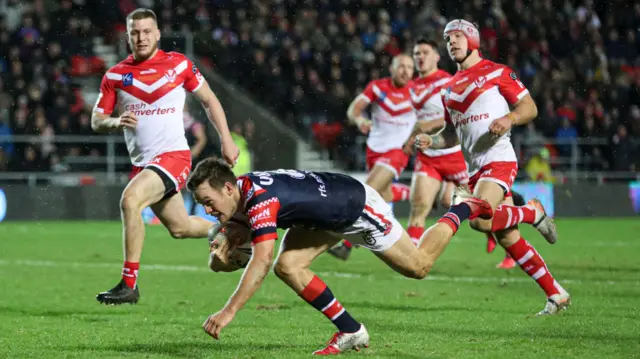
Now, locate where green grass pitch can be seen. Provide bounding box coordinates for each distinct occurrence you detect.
[1,219,639,358]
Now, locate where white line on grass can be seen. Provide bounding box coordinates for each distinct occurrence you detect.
[0,259,635,287]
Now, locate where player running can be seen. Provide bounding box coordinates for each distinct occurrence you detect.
[328,54,416,260]
[415,19,570,315]
[92,8,239,305]
[409,38,529,269]
[406,38,468,246]
[188,158,492,355]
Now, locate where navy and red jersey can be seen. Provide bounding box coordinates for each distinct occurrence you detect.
[237,170,366,244]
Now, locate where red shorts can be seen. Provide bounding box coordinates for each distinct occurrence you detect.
[414,151,469,186]
[365,147,409,179]
[468,162,518,196]
[130,150,192,193]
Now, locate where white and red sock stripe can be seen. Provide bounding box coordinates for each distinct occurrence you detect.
[321,298,346,321]
[491,205,535,232]
[506,238,561,297]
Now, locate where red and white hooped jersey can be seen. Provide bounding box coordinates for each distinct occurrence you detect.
[94,50,204,166]
[410,69,460,157]
[359,77,417,153]
[441,59,529,176]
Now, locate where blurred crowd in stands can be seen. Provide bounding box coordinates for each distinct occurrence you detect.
[1,0,638,177]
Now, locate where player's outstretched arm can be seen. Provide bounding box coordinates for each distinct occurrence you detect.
[202,239,276,340]
[193,81,239,165]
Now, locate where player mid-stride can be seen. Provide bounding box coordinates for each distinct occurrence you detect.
[415,19,570,315]
[92,8,239,305]
[187,158,492,355]
[328,54,415,260]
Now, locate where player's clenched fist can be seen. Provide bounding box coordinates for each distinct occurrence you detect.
[355,117,372,135]
[488,115,514,137]
[118,111,138,129]
[414,133,433,151]
[221,139,240,167]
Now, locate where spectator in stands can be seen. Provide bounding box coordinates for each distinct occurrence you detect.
[526,148,555,183]
[611,125,636,172]
[2,0,638,178]
[230,123,252,176]
[555,117,579,158]
[0,110,13,159]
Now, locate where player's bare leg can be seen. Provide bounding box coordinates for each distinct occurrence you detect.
[96,169,166,305]
[376,197,493,279]
[439,181,454,208]
[151,193,213,239]
[365,164,396,202]
[407,174,441,245]
[457,181,569,314]
[274,228,369,355]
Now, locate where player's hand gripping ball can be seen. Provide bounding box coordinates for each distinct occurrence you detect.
[208,222,252,272]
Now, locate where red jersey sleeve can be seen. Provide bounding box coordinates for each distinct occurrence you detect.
[246,197,281,245]
[498,67,529,105]
[360,80,379,103]
[94,74,117,115]
[184,58,205,93]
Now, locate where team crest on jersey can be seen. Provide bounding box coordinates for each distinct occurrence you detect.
[474,76,486,89]
[122,73,133,87]
[165,69,177,83]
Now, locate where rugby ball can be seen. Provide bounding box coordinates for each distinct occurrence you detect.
[208,221,252,271]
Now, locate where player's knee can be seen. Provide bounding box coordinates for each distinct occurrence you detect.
[409,261,433,279]
[120,191,143,213]
[167,225,189,239]
[273,258,297,280]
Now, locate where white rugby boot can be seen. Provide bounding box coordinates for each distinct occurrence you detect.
[312,324,370,355]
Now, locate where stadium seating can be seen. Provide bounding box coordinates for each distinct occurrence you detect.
[1,0,638,175]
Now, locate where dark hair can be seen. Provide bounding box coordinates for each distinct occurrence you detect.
[126,8,158,23]
[414,37,439,50]
[187,157,237,192]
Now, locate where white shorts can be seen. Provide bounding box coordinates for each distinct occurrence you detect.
[330,184,403,252]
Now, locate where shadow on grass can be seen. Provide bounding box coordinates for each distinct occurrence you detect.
[0,305,131,318]
[63,341,305,359]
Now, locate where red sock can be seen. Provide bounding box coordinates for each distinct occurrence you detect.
[486,233,497,253]
[342,240,353,249]
[407,226,425,246]
[391,183,410,202]
[122,261,139,289]
[491,205,536,232]
[505,238,561,297]
[299,276,361,333]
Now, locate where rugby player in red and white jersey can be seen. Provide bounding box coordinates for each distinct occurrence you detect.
[406,38,467,246]
[92,8,239,305]
[415,19,570,315]
[328,55,415,260]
